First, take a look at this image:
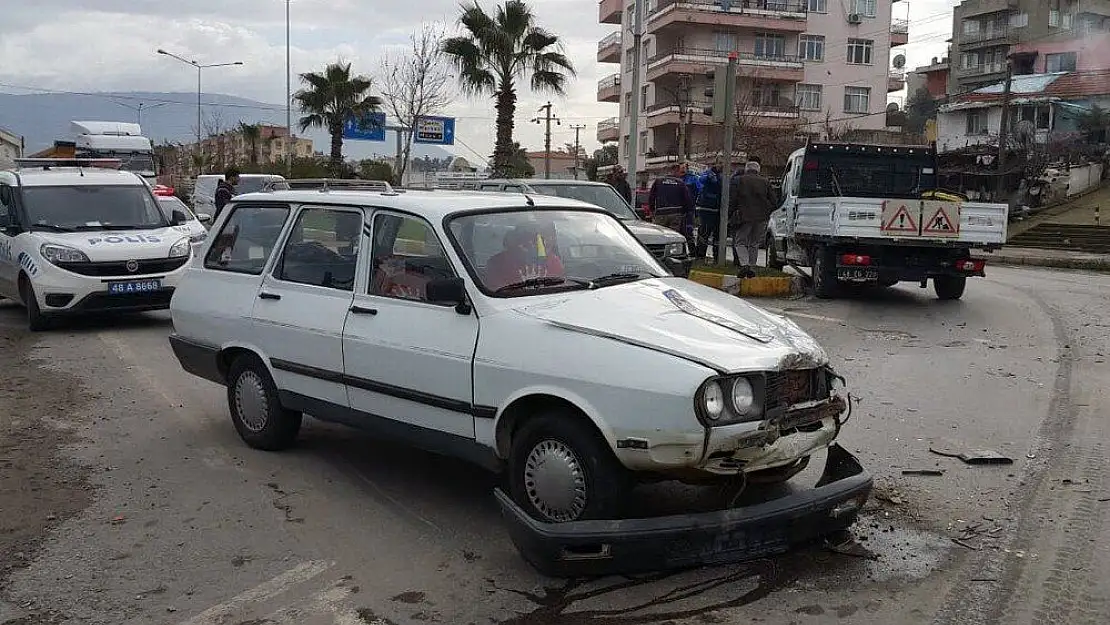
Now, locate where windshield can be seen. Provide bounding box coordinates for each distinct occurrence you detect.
[23,185,167,231]
[235,177,277,194]
[448,208,665,297]
[799,152,937,199]
[526,184,638,220]
[156,196,195,220]
[78,150,156,175]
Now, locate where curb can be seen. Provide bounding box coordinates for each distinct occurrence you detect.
[688,270,804,297]
[972,252,1110,271]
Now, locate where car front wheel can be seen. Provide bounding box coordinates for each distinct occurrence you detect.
[227,356,302,450]
[509,412,628,523]
[20,280,50,332]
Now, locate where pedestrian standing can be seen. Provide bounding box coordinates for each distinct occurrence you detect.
[648,164,695,246]
[610,166,633,204]
[728,160,779,277]
[694,165,723,262]
[214,167,240,219]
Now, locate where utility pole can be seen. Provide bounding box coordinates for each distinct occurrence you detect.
[627,0,643,179]
[531,102,560,179]
[717,53,738,265]
[995,58,1013,199]
[286,0,293,177]
[570,124,586,179]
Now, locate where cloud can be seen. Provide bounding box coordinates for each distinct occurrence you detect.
[0,1,956,160]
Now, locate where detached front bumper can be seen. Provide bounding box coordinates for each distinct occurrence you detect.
[496,443,871,577]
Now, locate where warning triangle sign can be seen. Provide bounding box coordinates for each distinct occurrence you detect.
[924,205,957,234]
[882,205,918,233]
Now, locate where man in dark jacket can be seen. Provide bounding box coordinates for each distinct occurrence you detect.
[214,167,240,218]
[728,160,779,276]
[694,165,723,261]
[609,167,632,204]
[648,164,694,243]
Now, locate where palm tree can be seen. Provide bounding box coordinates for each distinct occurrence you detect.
[442,1,575,176]
[238,122,262,166]
[293,61,382,167]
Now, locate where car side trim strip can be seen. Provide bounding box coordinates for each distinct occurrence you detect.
[269,358,497,419]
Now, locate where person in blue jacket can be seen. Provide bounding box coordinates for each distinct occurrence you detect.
[694,165,723,262]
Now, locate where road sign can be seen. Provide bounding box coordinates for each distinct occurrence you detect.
[413,116,455,145]
[881,201,919,235]
[342,112,387,141]
[923,201,960,237]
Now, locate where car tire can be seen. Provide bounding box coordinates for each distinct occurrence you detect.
[509,412,628,523]
[20,279,50,332]
[934,275,967,300]
[811,245,838,299]
[879,278,898,288]
[766,235,785,270]
[226,356,302,451]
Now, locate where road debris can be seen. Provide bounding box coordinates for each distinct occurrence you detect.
[952,538,981,551]
[902,469,945,476]
[929,439,1014,465]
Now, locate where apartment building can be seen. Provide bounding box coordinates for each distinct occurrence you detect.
[0,127,23,165]
[949,0,1110,93]
[596,0,907,173]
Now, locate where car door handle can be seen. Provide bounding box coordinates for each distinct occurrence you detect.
[349,305,377,315]
[258,292,281,300]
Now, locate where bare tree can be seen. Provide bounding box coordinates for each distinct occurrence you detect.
[378,24,453,184]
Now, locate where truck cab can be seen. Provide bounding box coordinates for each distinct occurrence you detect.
[71,121,157,184]
[767,143,1008,300]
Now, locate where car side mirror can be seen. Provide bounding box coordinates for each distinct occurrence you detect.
[426,277,471,314]
[196,212,213,225]
[171,209,188,226]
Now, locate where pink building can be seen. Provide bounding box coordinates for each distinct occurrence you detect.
[1011,31,1110,73]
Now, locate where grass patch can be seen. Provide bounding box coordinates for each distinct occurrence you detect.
[691,259,790,278]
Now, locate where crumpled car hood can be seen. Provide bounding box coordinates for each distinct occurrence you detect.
[512,278,828,373]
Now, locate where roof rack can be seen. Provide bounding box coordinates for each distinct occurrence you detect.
[270,178,395,193]
[13,157,123,170]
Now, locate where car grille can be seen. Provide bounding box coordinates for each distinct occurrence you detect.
[78,290,173,312]
[765,369,829,411]
[645,243,667,259]
[56,257,188,277]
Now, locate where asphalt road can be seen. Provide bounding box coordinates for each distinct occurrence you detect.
[1,264,1108,625]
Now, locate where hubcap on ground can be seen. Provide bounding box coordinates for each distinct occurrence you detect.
[234,371,269,432]
[524,439,587,522]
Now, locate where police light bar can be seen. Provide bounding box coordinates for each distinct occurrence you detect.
[14,158,123,170]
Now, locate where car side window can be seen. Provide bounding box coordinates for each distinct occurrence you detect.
[274,207,362,291]
[204,203,291,274]
[0,186,12,227]
[368,213,455,303]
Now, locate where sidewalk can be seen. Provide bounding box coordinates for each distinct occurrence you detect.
[973,246,1110,271]
[985,182,1110,271]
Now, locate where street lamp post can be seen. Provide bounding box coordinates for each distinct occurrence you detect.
[113,101,168,126]
[286,0,293,176]
[156,49,242,149]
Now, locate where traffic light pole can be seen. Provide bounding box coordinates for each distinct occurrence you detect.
[716,53,737,265]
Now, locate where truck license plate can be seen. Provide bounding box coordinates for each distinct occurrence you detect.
[107,279,162,294]
[837,268,877,282]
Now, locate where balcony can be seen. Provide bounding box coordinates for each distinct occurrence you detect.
[599,0,622,24]
[891,19,908,47]
[647,48,804,82]
[645,100,800,128]
[646,0,808,35]
[961,62,1007,78]
[597,31,621,63]
[958,0,1020,19]
[959,27,1014,49]
[888,71,906,93]
[597,73,621,102]
[597,117,620,142]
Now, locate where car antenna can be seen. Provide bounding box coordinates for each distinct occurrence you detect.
[523,194,535,207]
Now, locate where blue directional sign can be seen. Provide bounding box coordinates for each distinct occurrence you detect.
[412,116,455,145]
[342,112,386,141]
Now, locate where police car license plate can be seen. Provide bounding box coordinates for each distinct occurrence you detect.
[107,279,162,294]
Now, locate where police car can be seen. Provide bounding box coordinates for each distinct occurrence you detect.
[0,158,193,330]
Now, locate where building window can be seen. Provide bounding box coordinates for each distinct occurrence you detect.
[639,130,648,153]
[640,85,649,109]
[1011,12,1029,28]
[843,86,870,114]
[755,33,786,58]
[1045,51,1077,72]
[846,39,873,65]
[807,0,826,13]
[625,48,634,66]
[799,35,825,61]
[1014,104,1052,130]
[623,92,632,112]
[849,0,876,17]
[966,110,988,135]
[752,81,782,107]
[963,20,980,36]
[622,135,629,155]
[714,31,738,53]
[796,84,822,111]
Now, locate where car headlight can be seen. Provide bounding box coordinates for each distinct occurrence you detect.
[829,372,846,398]
[168,237,192,258]
[731,377,755,415]
[40,243,90,264]
[701,380,725,421]
[665,241,686,257]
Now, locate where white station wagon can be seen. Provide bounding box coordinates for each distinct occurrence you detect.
[168,185,872,575]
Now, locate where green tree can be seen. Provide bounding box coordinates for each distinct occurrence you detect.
[491,141,534,177]
[359,160,395,181]
[442,0,575,177]
[293,61,382,168]
[1078,104,1110,143]
[904,88,938,135]
[238,122,262,166]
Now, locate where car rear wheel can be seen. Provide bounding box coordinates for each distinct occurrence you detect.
[227,356,302,450]
[766,235,785,270]
[509,412,628,523]
[934,275,966,300]
[811,246,838,299]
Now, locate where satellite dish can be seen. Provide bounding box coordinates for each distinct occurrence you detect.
[893,54,906,69]
[887,102,900,112]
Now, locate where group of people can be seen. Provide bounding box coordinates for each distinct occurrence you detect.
[645,160,779,277]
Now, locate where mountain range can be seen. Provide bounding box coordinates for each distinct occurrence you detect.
[0,91,458,162]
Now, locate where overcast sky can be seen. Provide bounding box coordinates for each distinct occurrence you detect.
[0,0,958,163]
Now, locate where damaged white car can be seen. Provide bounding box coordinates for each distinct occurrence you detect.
[168,188,871,576]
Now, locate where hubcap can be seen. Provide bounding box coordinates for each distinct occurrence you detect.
[523,439,587,522]
[234,371,269,432]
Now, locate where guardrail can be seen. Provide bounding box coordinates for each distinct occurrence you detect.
[649,48,803,66]
[598,32,621,50]
[598,73,621,89]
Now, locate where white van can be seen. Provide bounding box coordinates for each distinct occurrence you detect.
[192,174,286,216]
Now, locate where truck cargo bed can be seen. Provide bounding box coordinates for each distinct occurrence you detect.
[793,197,1008,248]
